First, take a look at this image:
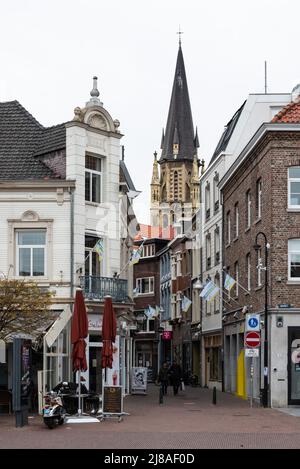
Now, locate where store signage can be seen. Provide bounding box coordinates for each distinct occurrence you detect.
[103,386,122,414]
[245,331,260,348]
[245,348,259,358]
[88,315,102,331]
[162,331,172,340]
[245,314,260,332]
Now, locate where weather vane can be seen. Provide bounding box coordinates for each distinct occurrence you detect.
[177,26,183,46]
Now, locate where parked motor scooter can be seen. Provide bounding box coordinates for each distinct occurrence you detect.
[43,390,66,429]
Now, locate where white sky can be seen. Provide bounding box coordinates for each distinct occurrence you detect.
[1,0,299,224]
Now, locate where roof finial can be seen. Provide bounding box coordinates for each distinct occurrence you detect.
[177,25,183,48]
[87,75,103,107]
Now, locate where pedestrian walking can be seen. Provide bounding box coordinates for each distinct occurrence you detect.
[169,360,182,395]
[157,362,169,395]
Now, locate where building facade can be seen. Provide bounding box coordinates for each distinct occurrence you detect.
[0,78,138,405]
[220,92,300,407]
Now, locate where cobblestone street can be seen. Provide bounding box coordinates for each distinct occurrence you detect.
[1,385,300,449]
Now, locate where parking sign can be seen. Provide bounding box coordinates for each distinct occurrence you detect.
[246,314,260,331]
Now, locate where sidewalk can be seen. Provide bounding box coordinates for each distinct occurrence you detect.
[1,384,300,448]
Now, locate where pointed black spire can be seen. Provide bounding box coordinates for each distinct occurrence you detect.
[194,126,199,149]
[160,128,165,149]
[160,45,195,162]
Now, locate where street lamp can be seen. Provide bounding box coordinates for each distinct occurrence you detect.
[253,231,269,408]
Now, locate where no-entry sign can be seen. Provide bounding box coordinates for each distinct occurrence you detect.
[245,331,260,348]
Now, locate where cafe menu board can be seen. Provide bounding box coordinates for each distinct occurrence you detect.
[103,386,122,414]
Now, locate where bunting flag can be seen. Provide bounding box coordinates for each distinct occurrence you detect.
[129,244,144,266]
[145,306,156,318]
[181,296,192,313]
[155,306,161,317]
[133,286,140,296]
[200,280,220,302]
[224,273,236,291]
[94,239,104,261]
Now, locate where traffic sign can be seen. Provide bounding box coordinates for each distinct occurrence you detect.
[245,348,259,358]
[245,331,260,348]
[246,314,260,331]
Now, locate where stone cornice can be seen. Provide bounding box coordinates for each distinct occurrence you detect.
[65,121,123,139]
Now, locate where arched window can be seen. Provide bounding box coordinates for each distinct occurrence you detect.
[173,171,179,200]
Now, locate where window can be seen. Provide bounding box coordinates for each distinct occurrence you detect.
[213,174,219,212]
[226,211,231,245]
[209,347,222,381]
[256,248,262,287]
[214,274,220,313]
[136,277,155,295]
[288,239,300,280]
[16,229,46,276]
[215,227,220,264]
[246,190,251,228]
[85,154,102,203]
[206,234,211,269]
[171,256,176,280]
[246,253,251,291]
[234,203,239,238]
[288,167,300,208]
[137,315,155,333]
[256,179,262,219]
[234,261,239,297]
[85,235,101,277]
[141,244,155,258]
[205,183,210,219]
[173,171,179,200]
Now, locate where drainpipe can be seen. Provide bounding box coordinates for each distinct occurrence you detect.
[69,187,75,299]
[221,190,225,393]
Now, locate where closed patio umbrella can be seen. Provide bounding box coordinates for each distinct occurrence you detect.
[101,296,116,373]
[71,289,88,415]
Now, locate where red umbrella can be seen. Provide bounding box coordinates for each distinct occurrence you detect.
[71,289,88,372]
[71,289,88,415]
[101,296,117,369]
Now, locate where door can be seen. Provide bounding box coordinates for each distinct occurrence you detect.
[89,345,102,394]
[288,327,300,405]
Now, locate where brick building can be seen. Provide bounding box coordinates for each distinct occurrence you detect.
[219,91,300,407]
[133,237,169,380]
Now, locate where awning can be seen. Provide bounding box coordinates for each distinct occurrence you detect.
[45,306,72,348]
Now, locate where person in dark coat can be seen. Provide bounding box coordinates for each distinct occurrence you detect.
[157,362,169,395]
[169,360,182,395]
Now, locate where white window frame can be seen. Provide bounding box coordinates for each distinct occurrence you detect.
[257,179,262,219]
[85,155,103,204]
[288,239,300,281]
[16,229,47,277]
[246,190,251,228]
[176,253,182,276]
[136,277,155,295]
[141,244,155,258]
[235,203,239,238]
[226,211,231,245]
[247,254,251,291]
[288,167,300,209]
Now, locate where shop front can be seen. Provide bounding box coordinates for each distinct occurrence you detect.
[203,332,222,391]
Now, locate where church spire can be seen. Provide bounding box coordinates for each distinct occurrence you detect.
[160,44,196,162]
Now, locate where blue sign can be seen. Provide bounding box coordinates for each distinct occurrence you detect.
[246,314,260,331]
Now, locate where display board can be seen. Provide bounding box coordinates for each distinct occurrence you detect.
[131,367,148,394]
[103,386,122,414]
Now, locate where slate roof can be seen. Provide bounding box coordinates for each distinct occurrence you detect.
[120,159,136,191]
[271,97,300,123]
[159,45,198,162]
[0,100,66,180]
[208,101,246,167]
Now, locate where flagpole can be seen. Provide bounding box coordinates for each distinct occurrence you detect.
[222,268,250,294]
[117,239,146,278]
[200,280,240,305]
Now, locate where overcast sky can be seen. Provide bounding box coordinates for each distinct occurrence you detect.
[1,0,299,223]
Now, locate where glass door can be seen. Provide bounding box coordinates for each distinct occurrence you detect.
[89,343,102,394]
[288,327,300,404]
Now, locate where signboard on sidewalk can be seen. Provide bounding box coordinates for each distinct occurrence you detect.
[103,386,123,414]
[245,348,259,358]
[245,331,260,348]
[246,314,260,332]
[131,367,147,394]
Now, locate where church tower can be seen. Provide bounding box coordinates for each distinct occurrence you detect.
[150,41,203,229]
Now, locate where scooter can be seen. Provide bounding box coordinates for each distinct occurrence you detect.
[43,390,66,429]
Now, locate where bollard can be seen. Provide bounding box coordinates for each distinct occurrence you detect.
[212,386,217,405]
[159,385,163,405]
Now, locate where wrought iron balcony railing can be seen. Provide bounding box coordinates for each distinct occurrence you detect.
[80,275,128,302]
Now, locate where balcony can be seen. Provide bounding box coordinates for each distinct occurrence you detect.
[80,276,128,303]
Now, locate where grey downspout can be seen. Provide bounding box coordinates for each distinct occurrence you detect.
[70,187,75,299]
[221,190,225,393]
